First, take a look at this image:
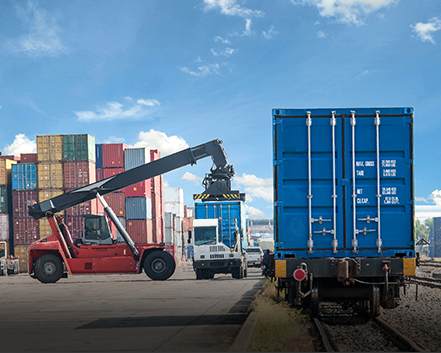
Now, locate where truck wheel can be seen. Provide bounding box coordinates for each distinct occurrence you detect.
[144,251,176,281]
[34,254,63,284]
[196,269,204,280]
[232,267,241,279]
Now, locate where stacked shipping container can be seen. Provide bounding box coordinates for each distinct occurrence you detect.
[63,135,97,240]
[150,150,165,244]
[124,148,153,244]
[0,157,17,257]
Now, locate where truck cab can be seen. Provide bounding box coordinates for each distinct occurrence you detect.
[190,201,247,280]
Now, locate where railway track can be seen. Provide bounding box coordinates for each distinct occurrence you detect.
[419,260,441,268]
[411,275,441,289]
[311,304,426,352]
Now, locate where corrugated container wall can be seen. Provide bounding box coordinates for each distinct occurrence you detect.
[13,218,39,245]
[39,218,52,239]
[95,144,103,169]
[19,153,38,164]
[103,168,124,179]
[63,161,96,189]
[124,148,147,170]
[0,214,8,241]
[433,217,441,257]
[104,193,125,217]
[37,135,63,162]
[126,219,153,244]
[125,197,152,220]
[0,159,17,185]
[0,186,7,213]
[64,188,102,216]
[164,187,184,217]
[14,245,30,273]
[151,149,164,243]
[101,144,127,168]
[272,107,415,259]
[12,163,37,190]
[65,215,83,241]
[12,190,38,218]
[37,163,63,189]
[63,134,95,162]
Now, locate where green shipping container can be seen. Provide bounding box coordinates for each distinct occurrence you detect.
[0,186,7,213]
[63,134,96,162]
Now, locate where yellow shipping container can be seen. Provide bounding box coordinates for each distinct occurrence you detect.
[37,162,64,189]
[37,135,63,162]
[38,188,63,202]
[39,218,53,239]
[14,245,30,273]
[0,159,17,185]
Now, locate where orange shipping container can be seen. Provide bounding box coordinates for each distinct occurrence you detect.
[14,245,30,273]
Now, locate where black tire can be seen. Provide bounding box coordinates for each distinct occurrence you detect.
[196,269,204,280]
[143,251,176,281]
[34,254,63,284]
[232,267,241,279]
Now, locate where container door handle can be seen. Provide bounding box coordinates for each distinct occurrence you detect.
[331,111,338,254]
[375,111,382,253]
[351,111,358,253]
[306,112,314,254]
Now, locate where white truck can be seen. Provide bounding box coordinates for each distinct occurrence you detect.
[190,201,247,280]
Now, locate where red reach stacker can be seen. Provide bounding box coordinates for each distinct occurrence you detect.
[27,139,240,283]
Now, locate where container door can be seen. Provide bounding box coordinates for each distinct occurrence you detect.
[274,111,344,256]
[344,109,414,255]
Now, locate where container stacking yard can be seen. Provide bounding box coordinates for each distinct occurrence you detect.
[0,134,167,272]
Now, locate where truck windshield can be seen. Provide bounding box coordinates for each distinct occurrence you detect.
[194,227,217,245]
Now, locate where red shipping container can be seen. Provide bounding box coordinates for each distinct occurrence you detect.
[104,192,125,217]
[96,168,103,182]
[102,144,128,168]
[103,167,124,179]
[126,219,153,244]
[12,190,38,218]
[64,188,103,216]
[125,180,150,198]
[63,161,96,188]
[13,217,39,245]
[65,215,83,241]
[19,153,38,164]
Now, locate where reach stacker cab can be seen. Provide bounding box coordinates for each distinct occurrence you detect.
[27,139,240,284]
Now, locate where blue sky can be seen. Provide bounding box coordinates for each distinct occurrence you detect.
[1,0,440,221]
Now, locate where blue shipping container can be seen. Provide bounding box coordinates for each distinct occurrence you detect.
[125,197,152,220]
[95,144,103,169]
[273,107,415,259]
[195,201,247,250]
[124,148,147,171]
[12,163,37,190]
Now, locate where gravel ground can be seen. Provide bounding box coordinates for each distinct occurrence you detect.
[380,266,441,352]
[324,321,401,352]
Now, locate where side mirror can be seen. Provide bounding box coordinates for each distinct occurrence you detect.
[188,230,192,244]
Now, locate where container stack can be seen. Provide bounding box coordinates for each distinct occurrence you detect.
[96,144,127,221]
[124,148,153,244]
[11,157,39,272]
[36,135,64,240]
[433,217,441,258]
[150,149,165,244]
[164,186,184,259]
[63,134,99,241]
[0,156,17,257]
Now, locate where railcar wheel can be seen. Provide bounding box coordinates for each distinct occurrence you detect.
[370,285,380,318]
[144,251,175,281]
[311,282,320,317]
[34,254,63,284]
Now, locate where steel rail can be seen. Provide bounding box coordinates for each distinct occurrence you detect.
[374,317,425,352]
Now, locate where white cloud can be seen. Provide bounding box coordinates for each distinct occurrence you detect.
[291,0,398,26]
[133,129,189,157]
[262,26,278,39]
[181,63,221,77]
[5,1,66,58]
[3,134,36,156]
[211,47,237,57]
[411,17,441,44]
[415,197,428,203]
[182,172,202,186]
[203,0,264,18]
[75,98,160,122]
[214,36,231,44]
[234,173,273,203]
[245,205,265,218]
[317,30,327,38]
[428,190,441,206]
[242,18,253,36]
[137,98,161,107]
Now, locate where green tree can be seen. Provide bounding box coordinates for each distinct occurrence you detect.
[415,219,431,241]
